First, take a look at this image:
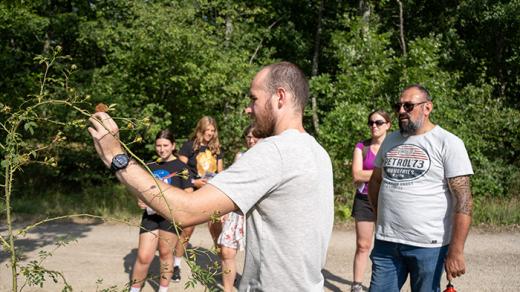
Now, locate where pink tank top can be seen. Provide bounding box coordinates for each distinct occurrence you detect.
[355,141,376,195]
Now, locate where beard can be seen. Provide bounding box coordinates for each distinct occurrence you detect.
[399,113,424,137]
[252,100,276,138]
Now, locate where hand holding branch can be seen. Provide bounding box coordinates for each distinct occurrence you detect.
[87,112,123,167]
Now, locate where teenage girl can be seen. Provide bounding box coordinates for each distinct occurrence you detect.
[130,130,193,292]
[178,116,224,255]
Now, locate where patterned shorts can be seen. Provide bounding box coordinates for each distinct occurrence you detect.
[217,211,245,250]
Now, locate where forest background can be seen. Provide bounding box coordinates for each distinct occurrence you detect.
[1,0,519,225]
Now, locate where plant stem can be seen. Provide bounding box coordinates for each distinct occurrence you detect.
[4,152,18,291]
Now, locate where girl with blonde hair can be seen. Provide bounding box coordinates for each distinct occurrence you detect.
[179,116,224,264]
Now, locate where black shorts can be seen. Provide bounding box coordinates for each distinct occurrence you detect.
[139,211,182,234]
[351,192,376,222]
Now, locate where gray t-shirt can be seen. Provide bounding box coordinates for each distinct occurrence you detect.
[374,126,473,247]
[210,129,334,291]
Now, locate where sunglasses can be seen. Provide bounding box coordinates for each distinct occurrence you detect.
[393,101,427,113]
[367,120,387,127]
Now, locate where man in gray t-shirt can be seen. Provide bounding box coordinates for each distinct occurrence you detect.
[87,62,334,291]
[368,84,473,292]
[211,129,333,290]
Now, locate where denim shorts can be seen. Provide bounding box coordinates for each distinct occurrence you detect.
[369,239,448,292]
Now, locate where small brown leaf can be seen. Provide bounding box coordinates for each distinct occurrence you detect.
[95,103,109,113]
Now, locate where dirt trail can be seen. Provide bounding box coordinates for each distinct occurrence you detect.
[1,221,519,291]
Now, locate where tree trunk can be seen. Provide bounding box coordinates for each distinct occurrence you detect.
[359,0,371,39]
[397,0,407,57]
[310,0,324,135]
[225,15,233,48]
[249,19,280,64]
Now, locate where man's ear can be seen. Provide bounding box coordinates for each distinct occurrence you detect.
[275,87,286,109]
[424,101,433,115]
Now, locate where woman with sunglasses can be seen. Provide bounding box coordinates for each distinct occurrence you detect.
[350,110,391,292]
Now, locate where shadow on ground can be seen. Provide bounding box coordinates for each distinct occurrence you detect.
[123,248,161,291]
[123,244,242,291]
[0,221,100,264]
[323,268,367,291]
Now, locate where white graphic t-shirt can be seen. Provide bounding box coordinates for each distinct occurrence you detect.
[374,126,473,247]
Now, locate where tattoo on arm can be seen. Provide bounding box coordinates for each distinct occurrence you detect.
[448,175,473,215]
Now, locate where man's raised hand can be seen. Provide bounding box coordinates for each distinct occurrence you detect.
[87,112,123,168]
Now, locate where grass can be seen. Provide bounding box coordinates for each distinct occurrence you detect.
[473,195,520,226]
[334,194,520,227]
[4,184,142,223]
[3,187,519,227]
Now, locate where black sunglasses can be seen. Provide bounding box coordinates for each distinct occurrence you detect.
[367,120,387,127]
[393,101,428,113]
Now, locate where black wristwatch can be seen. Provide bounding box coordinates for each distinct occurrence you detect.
[110,153,130,172]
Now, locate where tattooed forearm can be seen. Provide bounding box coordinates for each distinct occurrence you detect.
[448,175,473,215]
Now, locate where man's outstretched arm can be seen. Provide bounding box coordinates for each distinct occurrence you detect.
[88,112,236,227]
[445,175,473,281]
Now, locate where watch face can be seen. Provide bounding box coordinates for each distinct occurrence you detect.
[112,154,129,170]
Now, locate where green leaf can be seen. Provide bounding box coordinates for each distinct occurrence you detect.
[24,121,37,135]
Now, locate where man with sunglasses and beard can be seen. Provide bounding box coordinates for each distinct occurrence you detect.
[88,62,333,291]
[367,84,474,292]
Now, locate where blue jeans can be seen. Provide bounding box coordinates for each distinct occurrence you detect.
[369,239,448,292]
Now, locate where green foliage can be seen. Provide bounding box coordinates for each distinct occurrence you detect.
[319,12,520,217]
[0,3,519,291]
[1,46,101,291]
[19,237,76,291]
[0,3,49,104]
[76,0,258,164]
[329,14,397,106]
[319,15,398,204]
[334,201,352,221]
[456,0,520,104]
[319,100,388,210]
[431,81,520,197]
[0,0,519,228]
[184,246,221,291]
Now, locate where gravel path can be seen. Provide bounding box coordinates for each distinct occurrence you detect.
[1,221,519,291]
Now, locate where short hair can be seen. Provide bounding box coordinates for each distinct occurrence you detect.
[263,62,309,113]
[401,84,432,101]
